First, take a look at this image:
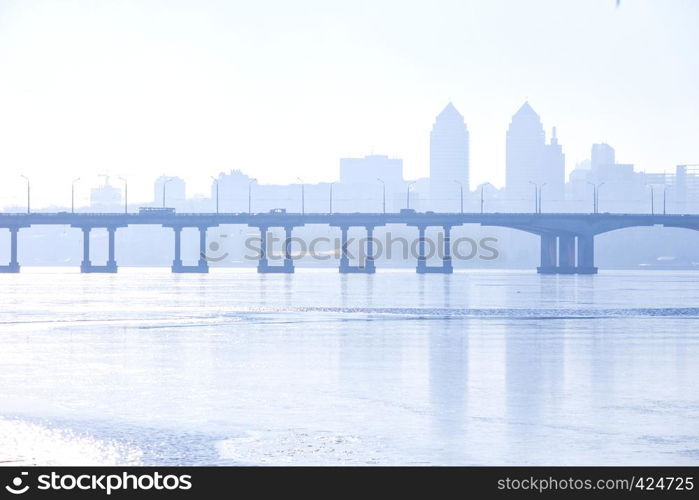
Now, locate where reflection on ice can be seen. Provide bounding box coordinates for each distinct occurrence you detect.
[0,269,698,465]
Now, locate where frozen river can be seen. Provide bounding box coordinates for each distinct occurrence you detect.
[0,268,697,465]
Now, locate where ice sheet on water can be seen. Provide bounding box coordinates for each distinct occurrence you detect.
[0,417,143,466]
[216,429,391,465]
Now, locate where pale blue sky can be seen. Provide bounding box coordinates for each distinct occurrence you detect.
[0,0,697,207]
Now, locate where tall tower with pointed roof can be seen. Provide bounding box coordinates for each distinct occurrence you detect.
[429,103,469,212]
[505,102,565,210]
[506,102,545,208]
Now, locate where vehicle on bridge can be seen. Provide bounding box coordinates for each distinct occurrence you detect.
[139,207,176,215]
[269,208,287,214]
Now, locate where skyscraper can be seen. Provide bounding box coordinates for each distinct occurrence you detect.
[505,102,565,210]
[429,103,469,212]
[543,127,565,208]
[506,102,545,209]
[591,143,616,173]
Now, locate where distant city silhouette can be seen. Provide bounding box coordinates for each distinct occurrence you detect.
[2,102,698,273]
[12,101,695,216]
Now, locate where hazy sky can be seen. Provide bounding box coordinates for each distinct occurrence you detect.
[0,0,697,207]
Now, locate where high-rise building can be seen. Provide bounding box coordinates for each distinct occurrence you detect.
[429,103,469,212]
[90,176,122,210]
[338,155,405,212]
[543,127,565,207]
[506,102,545,208]
[505,102,565,210]
[154,176,186,208]
[591,143,615,173]
[213,170,253,212]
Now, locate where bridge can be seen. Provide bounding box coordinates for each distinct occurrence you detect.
[0,211,697,274]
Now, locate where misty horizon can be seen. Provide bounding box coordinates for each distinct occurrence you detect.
[0,0,697,208]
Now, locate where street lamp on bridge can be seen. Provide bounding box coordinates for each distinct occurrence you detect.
[538,183,546,213]
[454,180,463,214]
[117,176,128,214]
[20,175,30,214]
[529,181,546,214]
[297,177,305,215]
[248,178,256,214]
[329,182,335,214]
[587,181,605,214]
[406,181,416,210]
[377,178,386,214]
[479,183,493,214]
[210,176,219,214]
[71,177,80,214]
[162,177,174,208]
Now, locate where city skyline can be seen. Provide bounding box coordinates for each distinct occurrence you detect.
[0,1,697,208]
[3,98,695,215]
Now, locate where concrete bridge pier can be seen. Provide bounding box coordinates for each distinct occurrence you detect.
[414,225,453,274]
[442,225,453,273]
[256,226,268,272]
[339,226,350,273]
[364,225,376,273]
[256,225,297,273]
[416,225,427,273]
[537,233,597,274]
[170,226,209,273]
[106,227,117,272]
[283,226,295,273]
[558,234,577,274]
[336,225,376,274]
[80,227,91,272]
[79,226,119,273]
[537,233,558,274]
[197,226,209,271]
[0,227,22,273]
[576,234,598,274]
[172,227,183,271]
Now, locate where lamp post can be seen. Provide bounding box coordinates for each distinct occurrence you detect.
[248,178,256,214]
[663,187,668,215]
[479,183,492,214]
[454,180,463,214]
[528,181,538,214]
[71,177,80,214]
[406,181,416,210]
[587,181,605,214]
[210,176,219,214]
[529,181,546,213]
[538,183,547,213]
[587,181,596,213]
[20,175,30,214]
[162,177,173,208]
[377,178,385,214]
[329,182,335,214]
[297,177,305,215]
[117,176,128,214]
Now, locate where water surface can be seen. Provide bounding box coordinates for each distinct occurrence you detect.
[0,268,697,465]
